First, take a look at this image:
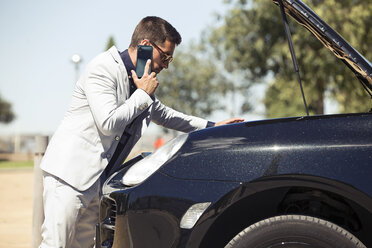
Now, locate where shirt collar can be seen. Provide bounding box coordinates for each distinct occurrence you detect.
[120,49,135,78]
[120,49,137,95]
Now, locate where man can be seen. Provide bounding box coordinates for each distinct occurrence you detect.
[39,16,243,247]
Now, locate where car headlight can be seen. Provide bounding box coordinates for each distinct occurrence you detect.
[122,133,188,186]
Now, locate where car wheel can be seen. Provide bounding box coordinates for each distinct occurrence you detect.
[225,215,366,248]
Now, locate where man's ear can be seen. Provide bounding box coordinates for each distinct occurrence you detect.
[140,39,151,46]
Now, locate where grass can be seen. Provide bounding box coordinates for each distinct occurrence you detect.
[0,160,34,169]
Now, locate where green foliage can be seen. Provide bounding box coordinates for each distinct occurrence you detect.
[105,36,116,50]
[0,94,15,124]
[209,0,372,117]
[157,43,234,117]
[0,160,33,169]
[264,79,311,118]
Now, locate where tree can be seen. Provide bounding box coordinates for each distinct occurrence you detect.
[105,36,116,50]
[156,42,235,117]
[209,0,372,118]
[0,95,15,124]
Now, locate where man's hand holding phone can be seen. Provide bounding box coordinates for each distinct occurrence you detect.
[131,59,159,96]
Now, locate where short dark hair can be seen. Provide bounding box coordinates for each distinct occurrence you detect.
[129,16,182,48]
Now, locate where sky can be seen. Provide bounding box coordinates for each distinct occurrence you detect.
[0,0,250,136]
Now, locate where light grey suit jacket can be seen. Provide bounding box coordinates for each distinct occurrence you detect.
[40,46,208,191]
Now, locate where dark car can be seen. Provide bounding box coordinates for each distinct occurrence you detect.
[96,0,372,247]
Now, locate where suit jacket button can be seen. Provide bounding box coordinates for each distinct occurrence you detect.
[139,103,148,111]
[106,153,111,159]
[115,136,120,141]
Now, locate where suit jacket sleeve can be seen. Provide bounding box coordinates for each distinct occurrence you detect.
[151,98,208,133]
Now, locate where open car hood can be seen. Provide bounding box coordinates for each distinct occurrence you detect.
[273,0,372,93]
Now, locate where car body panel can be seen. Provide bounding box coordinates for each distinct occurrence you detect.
[97,0,372,247]
[100,113,372,247]
[161,113,372,196]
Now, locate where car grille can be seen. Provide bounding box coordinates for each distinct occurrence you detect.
[103,197,116,230]
[99,196,117,247]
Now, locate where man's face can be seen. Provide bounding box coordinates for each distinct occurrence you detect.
[151,40,175,74]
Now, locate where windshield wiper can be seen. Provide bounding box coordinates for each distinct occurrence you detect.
[278,0,309,116]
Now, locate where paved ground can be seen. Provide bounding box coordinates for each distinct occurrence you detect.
[0,168,33,248]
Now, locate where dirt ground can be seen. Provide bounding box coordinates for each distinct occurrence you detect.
[0,168,33,248]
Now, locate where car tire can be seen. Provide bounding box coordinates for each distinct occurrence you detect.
[225,215,366,248]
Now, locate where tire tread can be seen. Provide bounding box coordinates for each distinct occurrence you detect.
[225,215,366,248]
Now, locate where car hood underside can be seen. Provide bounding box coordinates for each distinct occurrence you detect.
[273,0,372,94]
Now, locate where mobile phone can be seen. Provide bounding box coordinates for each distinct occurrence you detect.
[136,45,153,78]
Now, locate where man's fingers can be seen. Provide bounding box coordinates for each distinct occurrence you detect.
[131,67,159,95]
[131,70,138,80]
[230,118,244,123]
[144,59,152,75]
[215,118,245,127]
[226,118,244,124]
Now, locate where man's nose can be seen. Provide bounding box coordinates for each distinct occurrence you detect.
[162,61,169,69]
